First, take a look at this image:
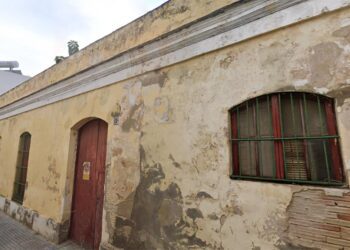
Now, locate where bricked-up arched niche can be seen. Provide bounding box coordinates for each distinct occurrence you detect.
[229,92,344,186]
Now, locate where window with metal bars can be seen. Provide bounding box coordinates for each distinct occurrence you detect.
[12,132,31,204]
[230,92,344,185]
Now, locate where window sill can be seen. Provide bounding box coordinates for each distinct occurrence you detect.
[230,175,347,188]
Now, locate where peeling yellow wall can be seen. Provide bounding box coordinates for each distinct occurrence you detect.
[0,0,239,108]
[0,84,120,222]
[1,4,350,250]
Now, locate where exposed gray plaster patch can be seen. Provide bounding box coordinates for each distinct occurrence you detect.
[139,70,168,88]
[186,208,204,221]
[309,42,342,87]
[333,25,350,42]
[196,191,214,199]
[208,213,219,220]
[153,97,173,123]
[121,102,145,132]
[328,85,350,107]
[169,154,181,169]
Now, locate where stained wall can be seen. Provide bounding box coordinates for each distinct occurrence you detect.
[1,3,350,250]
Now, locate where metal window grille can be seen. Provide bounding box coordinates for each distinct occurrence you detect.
[12,132,31,204]
[230,92,344,186]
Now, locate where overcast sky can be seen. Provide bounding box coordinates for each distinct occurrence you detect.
[0,0,167,76]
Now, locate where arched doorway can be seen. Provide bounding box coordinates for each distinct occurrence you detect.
[69,119,108,249]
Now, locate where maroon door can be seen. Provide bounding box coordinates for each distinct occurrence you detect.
[70,119,108,249]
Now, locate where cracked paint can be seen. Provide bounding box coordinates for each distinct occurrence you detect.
[1,2,350,249]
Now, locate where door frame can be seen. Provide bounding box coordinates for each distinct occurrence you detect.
[64,117,108,249]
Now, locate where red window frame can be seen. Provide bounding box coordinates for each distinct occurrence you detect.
[230,92,344,185]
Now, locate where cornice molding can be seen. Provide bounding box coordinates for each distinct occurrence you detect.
[0,0,349,120]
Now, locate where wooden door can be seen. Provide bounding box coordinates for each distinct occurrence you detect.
[69,119,108,249]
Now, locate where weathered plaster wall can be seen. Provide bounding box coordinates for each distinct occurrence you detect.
[1,5,350,250]
[104,8,350,248]
[0,0,239,108]
[0,84,119,221]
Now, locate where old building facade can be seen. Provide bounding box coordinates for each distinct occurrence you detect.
[1,0,350,249]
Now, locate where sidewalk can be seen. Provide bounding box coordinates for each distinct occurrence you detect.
[0,211,82,250]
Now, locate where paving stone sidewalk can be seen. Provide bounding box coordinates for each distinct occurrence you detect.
[0,211,82,250]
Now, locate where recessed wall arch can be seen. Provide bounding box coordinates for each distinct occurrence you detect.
[61,117,109,248]
[12,131,32,204]
[70,116,109,131]
[62,116,110,220]
[228,90,336,111]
